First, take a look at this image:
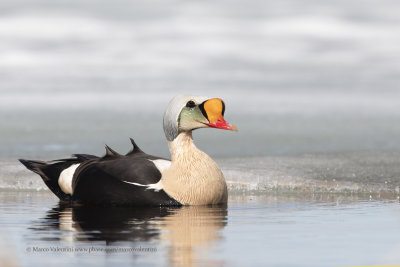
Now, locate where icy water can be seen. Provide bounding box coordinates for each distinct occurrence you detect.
[1,153,400,267]
[2,0,400,266]
[1,191,400,267]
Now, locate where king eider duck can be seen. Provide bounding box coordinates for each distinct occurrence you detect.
[19,95,237,206]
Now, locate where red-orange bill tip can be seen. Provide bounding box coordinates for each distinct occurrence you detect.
[206,118,238,131]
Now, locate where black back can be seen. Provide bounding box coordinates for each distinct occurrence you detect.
[19,138,181,206]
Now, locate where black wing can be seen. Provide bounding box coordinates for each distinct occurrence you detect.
[71,140,180,206]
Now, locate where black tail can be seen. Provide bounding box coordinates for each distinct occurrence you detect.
[19,159,77,202]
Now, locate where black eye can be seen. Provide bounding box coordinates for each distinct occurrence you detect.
[186,100,196,108]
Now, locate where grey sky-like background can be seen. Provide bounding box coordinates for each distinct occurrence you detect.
[1,0,400,158]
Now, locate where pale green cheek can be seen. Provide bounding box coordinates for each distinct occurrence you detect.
[178,108,208,132]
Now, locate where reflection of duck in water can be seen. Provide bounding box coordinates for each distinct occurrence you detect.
[161,206,228,267]
[31,204,227,267]
[20,95,237,206]
[31,204,179,243]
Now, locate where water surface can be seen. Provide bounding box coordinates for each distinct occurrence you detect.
[1,191,399,267]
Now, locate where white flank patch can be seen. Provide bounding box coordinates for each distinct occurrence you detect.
[122,181,147,187]
[146,180,163,192]
[58,163,80,195]
[122,180,163,192]
[120,159,169,192]
[150,159,171,174]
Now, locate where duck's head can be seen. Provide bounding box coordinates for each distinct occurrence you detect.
[163,95,237,141]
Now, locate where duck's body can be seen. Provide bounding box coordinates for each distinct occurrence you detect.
[19,95,236,206]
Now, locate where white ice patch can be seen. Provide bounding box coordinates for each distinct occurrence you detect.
[58,163,80,195]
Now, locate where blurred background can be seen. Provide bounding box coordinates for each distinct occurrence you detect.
[1,0,400,159]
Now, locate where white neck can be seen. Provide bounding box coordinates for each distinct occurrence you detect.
[161,132,227,205]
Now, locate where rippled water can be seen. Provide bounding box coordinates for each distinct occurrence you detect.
[1,191,400,267]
